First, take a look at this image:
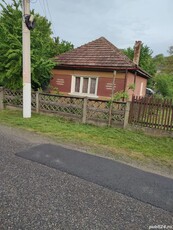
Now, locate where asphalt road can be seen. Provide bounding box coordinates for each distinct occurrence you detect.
[0,124,173,230]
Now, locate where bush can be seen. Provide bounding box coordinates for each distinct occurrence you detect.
[154,74,173,98]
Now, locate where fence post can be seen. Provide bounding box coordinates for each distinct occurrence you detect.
[0,87,4,110]
[36,91,39,113]
[123,101,131,129]
[108,100,113,127]
[82,97,88,123]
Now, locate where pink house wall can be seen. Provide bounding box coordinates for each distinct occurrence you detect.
[126,72,147,100]
[135,75,147,97]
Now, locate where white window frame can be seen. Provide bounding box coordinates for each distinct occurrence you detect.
[70,75,98,98]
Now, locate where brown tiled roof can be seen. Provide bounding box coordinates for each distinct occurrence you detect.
[55,37,150,78]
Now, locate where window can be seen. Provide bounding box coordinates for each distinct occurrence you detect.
[90,78,96,94]
[82,78,89,93]
[71,76,98,97]
[75,77,80,92]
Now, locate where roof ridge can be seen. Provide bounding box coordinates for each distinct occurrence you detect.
[100,37,120,51]
[100,37,136,66]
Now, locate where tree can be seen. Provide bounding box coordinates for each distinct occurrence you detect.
[123,44,156,76]
[0,0,23,89]
[54,37,74,55]
[0,0,73,90]
[152,47,173,98]
[168,46,173,56]
[153,54,165,73]
[163,47,173,74]
[153,47,173,75]
[154,73,173,98]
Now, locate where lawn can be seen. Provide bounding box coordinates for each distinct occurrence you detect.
[0,109,173,169]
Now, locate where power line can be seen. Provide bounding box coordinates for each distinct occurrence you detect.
[38,0,47,17]
[37,0,44,16]
[30,0,38,3]
[31,0,56,36]
[42,0,47,17]
[44,0,56,35]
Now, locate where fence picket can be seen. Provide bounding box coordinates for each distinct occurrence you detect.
[170,102,173,131]
[129,96,173,131]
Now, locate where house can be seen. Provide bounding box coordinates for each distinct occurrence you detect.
[50,37,151,100]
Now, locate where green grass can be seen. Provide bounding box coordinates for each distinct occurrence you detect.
[0,109,173,168]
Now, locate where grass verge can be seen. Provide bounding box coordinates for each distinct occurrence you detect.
[0,109,173,170]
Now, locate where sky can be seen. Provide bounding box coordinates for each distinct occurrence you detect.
[2,0,173,56]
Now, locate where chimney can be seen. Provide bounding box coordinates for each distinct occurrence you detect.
[133,41,142,65]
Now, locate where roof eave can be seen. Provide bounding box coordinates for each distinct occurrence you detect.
[54,64,151,78]
[135,66,152,79]
[55,64,135,71]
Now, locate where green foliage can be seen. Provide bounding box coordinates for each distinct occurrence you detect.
[153,54,165,73]
[50,86,60,95]
[123,44,156,76]
[163,55,173,75]
[154,73,173,98]
[152,46,173,98]
[29,13,57,90]
[0,0,73,90]
[0,0,22,89]
[108,84,135,105]
[167,46,173,55]
[128,83,135,91]
[54,37,74,55]
[113,91,129,101]
[153,47,173,75]
[147,77,155,89]
[139,45,156,76]
[123,47,134,61]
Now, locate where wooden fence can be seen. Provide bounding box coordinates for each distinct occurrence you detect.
[1,88,127,128]
[129,96,173,131]
[1,88,173,134]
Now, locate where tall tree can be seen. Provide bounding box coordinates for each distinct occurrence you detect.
[153,47,173,75]
[152,47,173,98]
[30,14,56,90]
[153,54,165,73]
[163,47,173,74]
[0,0,23,89]
[123,44,156,76]
[168,46,173,56]
[0,0,73,90]
[54,36,74,55]
[154,73,173,98]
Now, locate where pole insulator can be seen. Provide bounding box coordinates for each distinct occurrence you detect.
[25,15,35,30]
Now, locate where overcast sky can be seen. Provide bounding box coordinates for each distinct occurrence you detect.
[3,0,173,56]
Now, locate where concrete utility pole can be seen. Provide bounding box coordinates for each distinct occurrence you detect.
[22,0,31,118]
